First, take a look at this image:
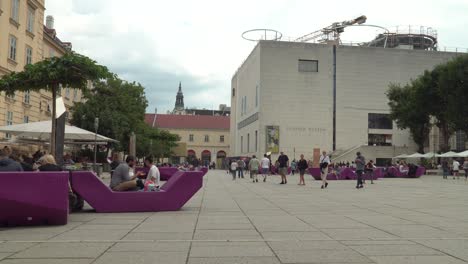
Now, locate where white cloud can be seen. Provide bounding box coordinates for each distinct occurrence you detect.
[45,0,468,112]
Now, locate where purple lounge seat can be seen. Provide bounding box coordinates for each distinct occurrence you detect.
[308,168,322,180]
[159,167,180,180]
[69,170,203,213]
[199,167,208,176]
[0,172,69,226]
[337,168,356,180]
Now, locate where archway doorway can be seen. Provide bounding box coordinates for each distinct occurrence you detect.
[187,149,196,165]
[216,150,227,169]
[201,150,211,167]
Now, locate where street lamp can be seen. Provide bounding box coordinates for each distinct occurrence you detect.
[94,117,99,175]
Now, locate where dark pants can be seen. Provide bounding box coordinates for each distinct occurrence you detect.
[237,168,244,178]
[356,170,364,187]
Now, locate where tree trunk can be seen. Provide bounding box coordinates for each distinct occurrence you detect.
[439,123,450,152]
[50,84,57,156]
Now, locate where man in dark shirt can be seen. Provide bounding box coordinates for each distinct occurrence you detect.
[278,151,289,184]
[0,149,23,172]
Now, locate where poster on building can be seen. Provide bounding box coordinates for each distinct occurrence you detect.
[266,126,280,153]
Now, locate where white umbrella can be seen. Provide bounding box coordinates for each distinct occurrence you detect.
[0,121,117,142]
[455,150,468,158]
[421,152,437,159]
[406,153,425,158]
[393,153,409,159]
[437,151,460,158]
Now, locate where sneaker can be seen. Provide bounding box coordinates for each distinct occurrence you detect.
[256,179,259,182]
[325,182,328,188]
[321,185,324,189]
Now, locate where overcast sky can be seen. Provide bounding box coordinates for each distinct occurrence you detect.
[46,0,468,113]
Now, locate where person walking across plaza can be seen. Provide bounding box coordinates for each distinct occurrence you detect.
[291,159,297,176]
[249,155,260,183]
[452,159,460,180]
[237,159,245,179]
[442,160,450,179]
[278,151,289,184]
[355,152,366,189]
[319,151,330,189]
[463,158,468,181]
[230,160,238,180]
[365,159,376,184]
[260,154,270,182]
[297,154,308,185]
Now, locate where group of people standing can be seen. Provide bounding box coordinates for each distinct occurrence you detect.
[228,150,376,190]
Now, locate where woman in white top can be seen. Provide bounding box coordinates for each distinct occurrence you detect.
[230,160,238,180]
[452,159,460,180]
[144,157,160,187]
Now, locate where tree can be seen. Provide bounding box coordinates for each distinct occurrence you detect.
[387,80,431,153]
[71,76,179,159]
[0,52,111,156]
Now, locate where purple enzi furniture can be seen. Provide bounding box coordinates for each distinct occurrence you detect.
[0,172,69,226]
[70,170,204,213]
[136,167,208,181]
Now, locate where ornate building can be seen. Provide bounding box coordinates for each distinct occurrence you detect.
[173,82,185,114]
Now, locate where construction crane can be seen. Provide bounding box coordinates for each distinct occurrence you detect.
[295,15,367,43]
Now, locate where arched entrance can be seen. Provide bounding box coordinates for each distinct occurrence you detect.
[201,150,211,167]
[216,150,227,169]
[187,149,196,165]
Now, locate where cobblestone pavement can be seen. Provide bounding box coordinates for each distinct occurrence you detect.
[1,171,468,263]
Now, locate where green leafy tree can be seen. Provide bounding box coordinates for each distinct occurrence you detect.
[0,52,111,155]
[71,76,179,159]
[387,80,431,153]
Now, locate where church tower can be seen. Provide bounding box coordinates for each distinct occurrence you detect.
[173,82,185,114]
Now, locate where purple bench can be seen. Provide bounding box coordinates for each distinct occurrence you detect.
[385,166,425,178]
[0,172,69,226]
[69,170,204,213]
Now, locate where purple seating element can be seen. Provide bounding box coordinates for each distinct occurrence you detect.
[159,167,180,180]
[385,166,424,178]
[0,172,69,226]
[69,170,203,213]
[308,168,322,180]
[338,168,357,180]
[199,167,208,176]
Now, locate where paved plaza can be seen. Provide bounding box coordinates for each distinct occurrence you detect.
[1,171,468,264]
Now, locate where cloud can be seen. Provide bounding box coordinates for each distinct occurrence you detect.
[45,0,468,113]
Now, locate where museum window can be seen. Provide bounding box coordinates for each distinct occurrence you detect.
[232,88,235,97]
[23,115,29,123]
[255,85,258,107]
[255,130,258,152]
[298,59,318,72]
[368,134,392,146]
[27,5,35,33]
[220,135,224,143]
[9,35,17,61]
[26,46,33,65]
[11,0,19,22]
[247,133,250,152]
[23,90,30,104]
[368,113,393,129]
[204,135,209,142]
[189,134,194,142]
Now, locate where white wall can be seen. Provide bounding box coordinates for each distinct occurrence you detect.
[231,40,460,161]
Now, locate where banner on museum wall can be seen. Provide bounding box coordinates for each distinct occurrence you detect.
[313,148,321,168]
[266,126,279,154]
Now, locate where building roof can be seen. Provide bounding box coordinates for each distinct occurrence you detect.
[145,114,230,130]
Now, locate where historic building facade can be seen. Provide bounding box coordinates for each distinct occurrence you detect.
[0,0,83,143]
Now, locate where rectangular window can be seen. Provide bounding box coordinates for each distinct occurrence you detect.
[368,113,393,129]
[24,90,30,104]
[65,87,70,99]
[11,0,19,22]
[23,116,29,123]
[241,136,243,153]
[298,59,318,72]
[26,46,33,65]
[255,130,258,152]
[244,96,247,114]
[27,5,35,32]
[6,111,13,125]
[204,135,209,142]
[247,133,250,152]
[220,135,224,143]
[255,85,258,107]
[189,134,194,142]
[73,89,78,101]
[368,134,392,146]
[232,88,235,97]
[9,35,17,61]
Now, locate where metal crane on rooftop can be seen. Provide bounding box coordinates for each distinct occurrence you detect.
[295,15,367,44]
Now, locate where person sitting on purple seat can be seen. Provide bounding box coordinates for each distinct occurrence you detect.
[0,148,23,172]
[110,155,144,191]
[38,155,62,171]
